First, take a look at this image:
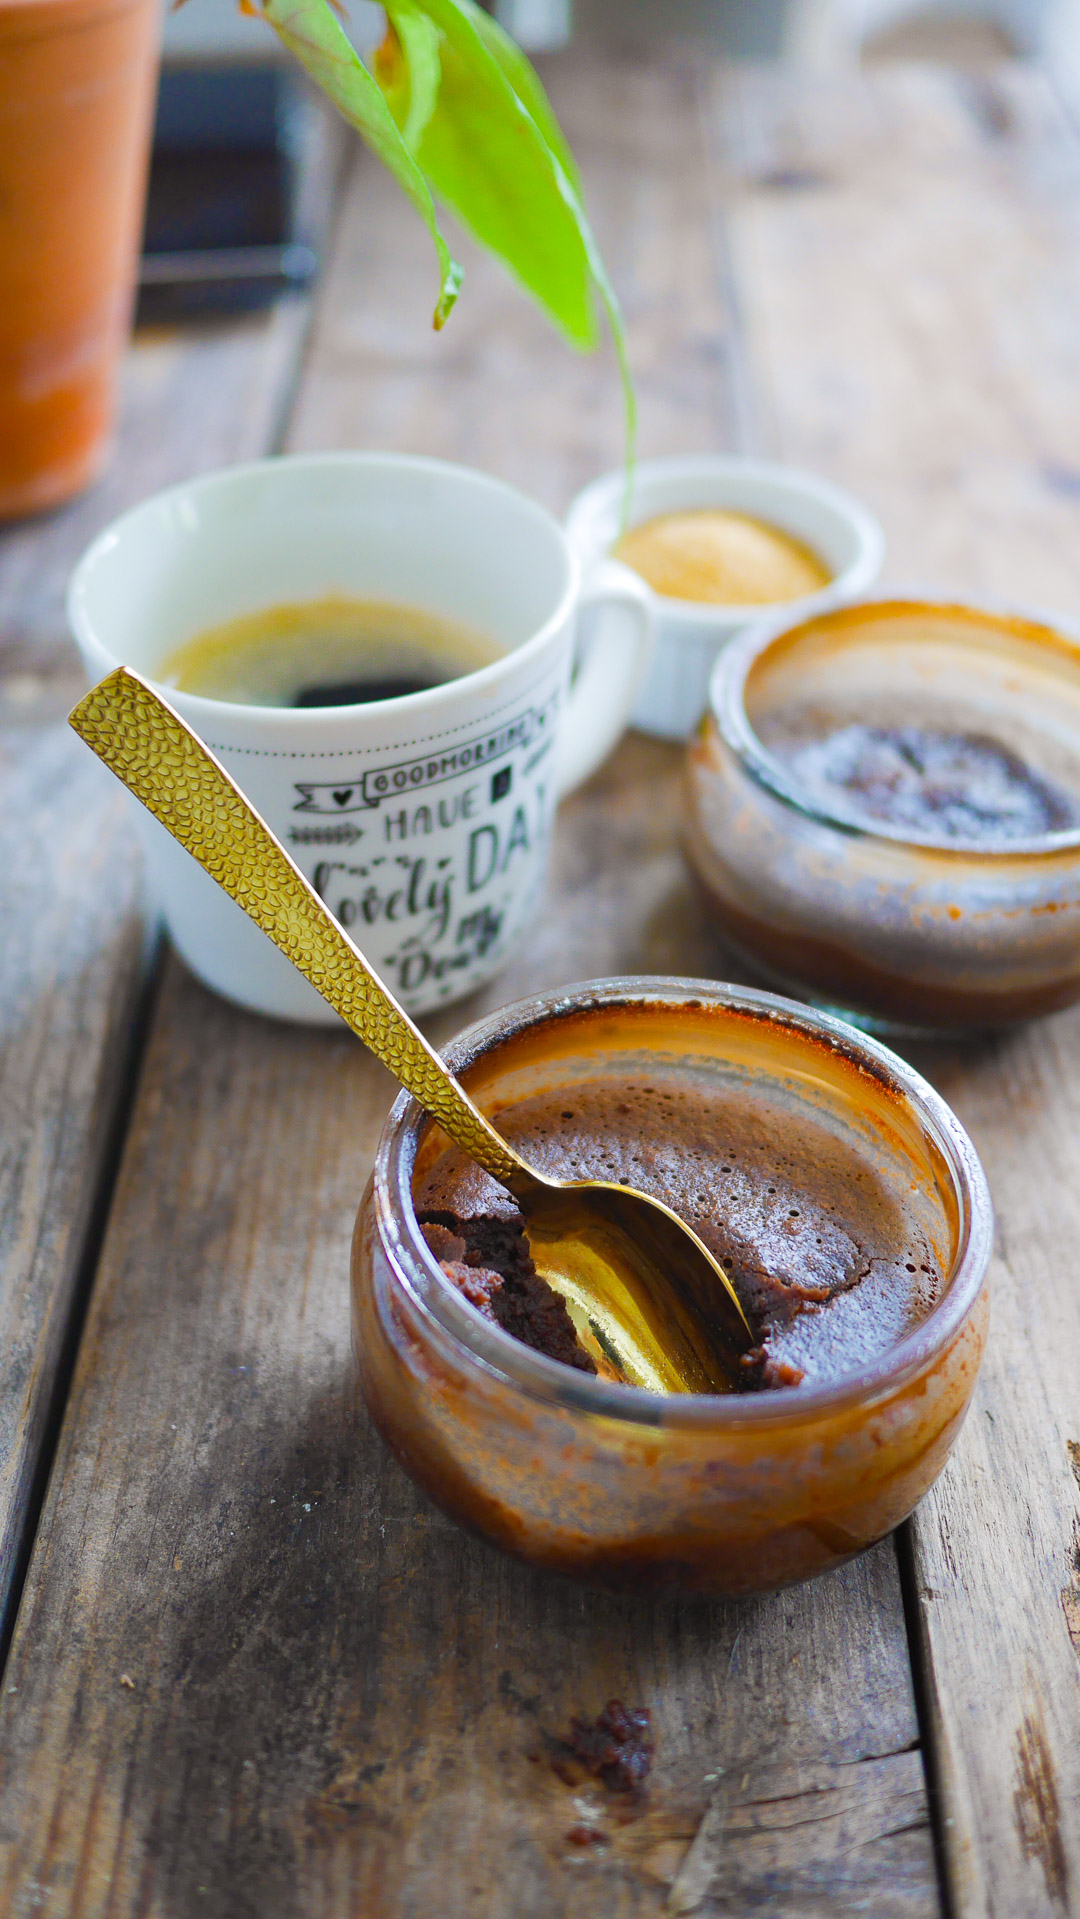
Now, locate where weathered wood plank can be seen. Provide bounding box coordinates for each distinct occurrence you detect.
[909,1026,1080,1919]
[287,47,743,508]
[0,299,310,696]
[668,1748,930,1918]
[0,745,935,1919]
[708,61,1080,1916]
[0,719,147,1645]
[0,106,345,1640]
[0,49,938,1916]
[710,62,1080,612]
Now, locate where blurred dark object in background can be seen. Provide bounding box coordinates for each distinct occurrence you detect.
[138,65,319,321]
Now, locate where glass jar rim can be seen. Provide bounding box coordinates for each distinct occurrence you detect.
[709,590,1080,858]
[370,976,993,1429]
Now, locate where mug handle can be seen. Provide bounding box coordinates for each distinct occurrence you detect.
[555,558,655,799]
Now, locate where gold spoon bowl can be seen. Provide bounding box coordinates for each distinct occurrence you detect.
[69,667,751,1393]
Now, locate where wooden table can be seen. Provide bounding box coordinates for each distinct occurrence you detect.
[3,45,1080,1919]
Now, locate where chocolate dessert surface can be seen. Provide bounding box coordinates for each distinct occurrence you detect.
[418,1217,596,1375]
[768,721,1080,841]
[414,1076,943,1393]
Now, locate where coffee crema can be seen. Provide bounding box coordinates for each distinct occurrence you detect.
[159,593,501,709]
[614,508,830,606]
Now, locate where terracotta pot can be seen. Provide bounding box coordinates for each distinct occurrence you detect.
[0,0,160,520]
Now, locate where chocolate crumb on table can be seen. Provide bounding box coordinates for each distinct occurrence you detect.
[552,1701,654,1800]
[564,1823,610,1847]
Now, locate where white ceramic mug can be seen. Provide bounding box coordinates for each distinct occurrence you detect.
[68,452,653,1022]
[566,455,885,741]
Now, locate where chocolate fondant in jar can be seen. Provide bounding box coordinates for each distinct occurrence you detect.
[684,598,1080,1034]
[352,980,992,1595]
[415,1075,945,1394]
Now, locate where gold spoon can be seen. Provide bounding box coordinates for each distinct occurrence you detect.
[69,668,751,1394]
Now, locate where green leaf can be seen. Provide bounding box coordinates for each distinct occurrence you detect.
[260,0,635,482]
[259,0,462,328]
[383,0,595,347]
[386,9,441,151]
[454,0,582,195]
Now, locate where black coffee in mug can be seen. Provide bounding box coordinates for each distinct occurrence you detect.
[159,594,501,708]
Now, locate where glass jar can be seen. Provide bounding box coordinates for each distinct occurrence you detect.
[684,596,1080,1035]
[352,978,991,1596]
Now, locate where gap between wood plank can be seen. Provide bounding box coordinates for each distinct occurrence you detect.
[0,942,164,1675]
[897,1520,960,1919]
[0,99,349,1659]
[703,58,1080,1916]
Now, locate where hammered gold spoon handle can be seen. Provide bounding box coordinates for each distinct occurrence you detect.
[69,667,528,1190]
[70,666,751,1392]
